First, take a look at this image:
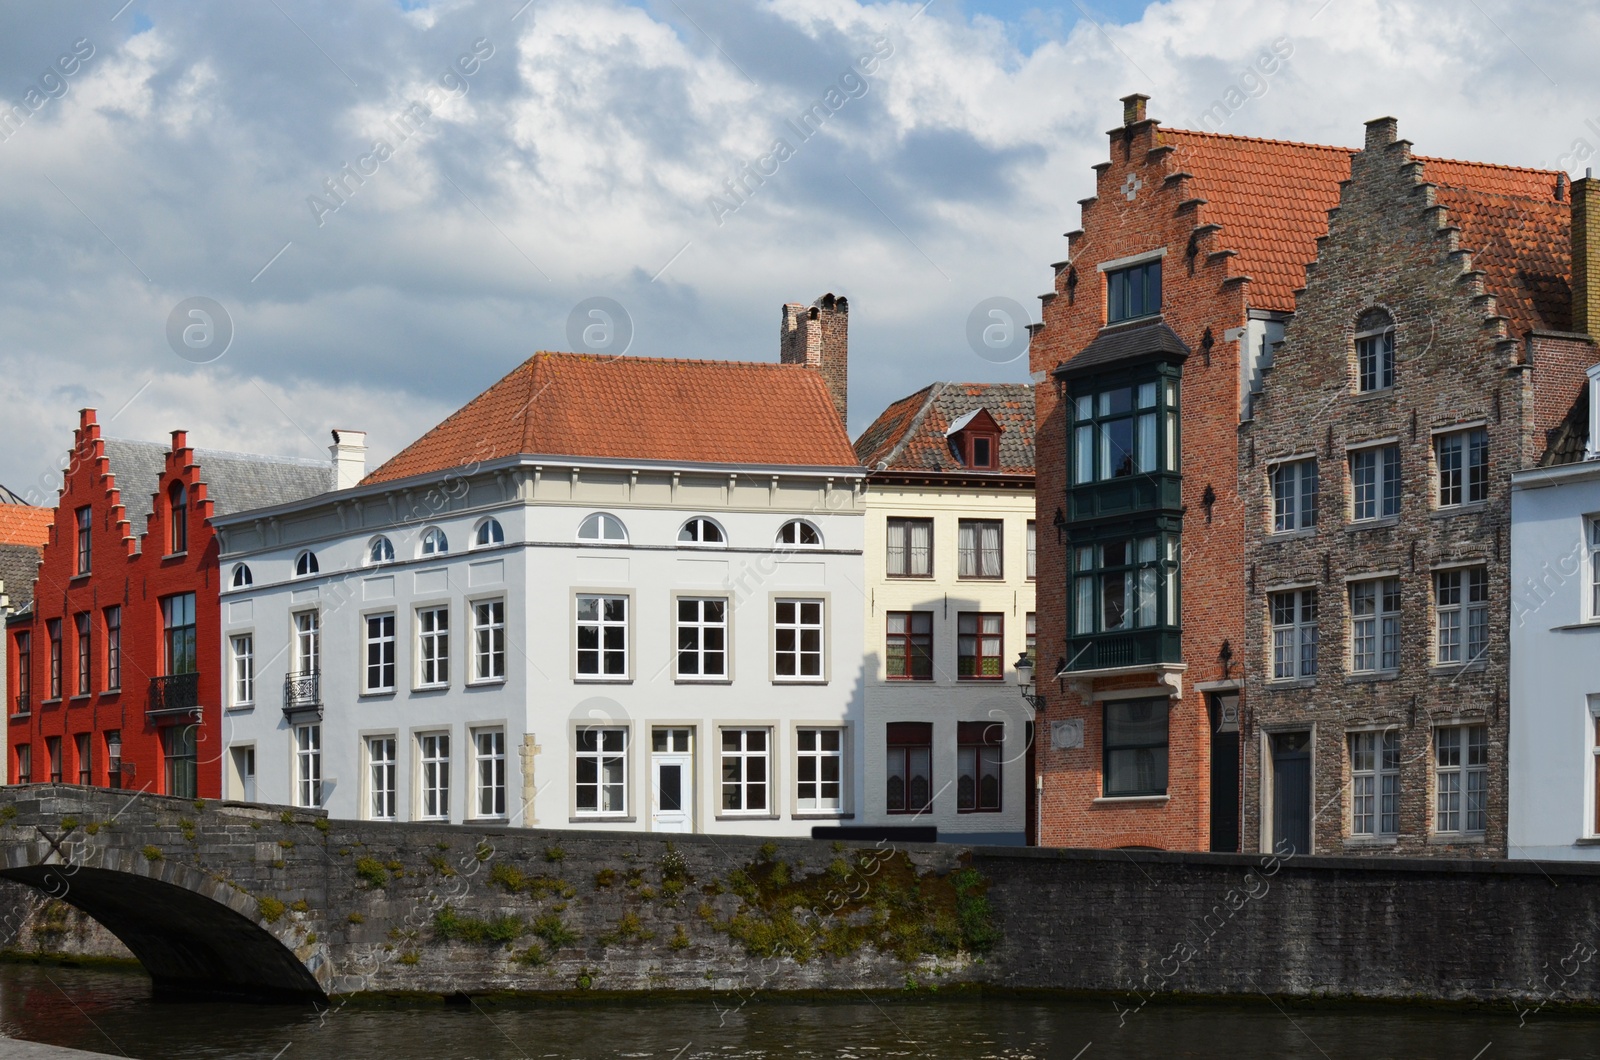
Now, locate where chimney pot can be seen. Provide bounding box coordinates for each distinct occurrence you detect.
[1363,116,1399,150]
[330,429,368,490]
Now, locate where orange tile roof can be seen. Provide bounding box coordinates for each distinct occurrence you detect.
[1158,129,1353,312]
[1156,129,1571,333]
[0,505,52,548]
[855,382,1035,476]
[364,353,859,485]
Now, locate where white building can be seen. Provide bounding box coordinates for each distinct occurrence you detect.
[853,383,1036,844]
[1509,362,1600,861]
[212,343,866,837]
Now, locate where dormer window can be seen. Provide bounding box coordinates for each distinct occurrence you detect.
[946,409,1004,471]
[1106,257,1161,324]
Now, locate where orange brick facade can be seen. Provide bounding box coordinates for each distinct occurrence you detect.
[7,410,223,798]
[1028,96,1347,850]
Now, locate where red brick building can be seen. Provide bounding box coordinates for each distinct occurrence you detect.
[6,410,334,797]
[1028,95,1350,850]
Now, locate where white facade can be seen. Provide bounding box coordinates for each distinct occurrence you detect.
[213,458,865,837]
[1509,453,1600,861]
[859,481,1035,844]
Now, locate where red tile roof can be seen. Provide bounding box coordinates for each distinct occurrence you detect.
[364,353,859,485]
[1158,129,1352,312]
[0,506,52,548]
[854,382,1034,476]
[1157,129,1571,334]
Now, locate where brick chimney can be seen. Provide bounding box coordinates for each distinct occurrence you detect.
[1121,93,1149,126]
[330,429,367,490]
[1572,171,1600,339]
[781,293,848,429]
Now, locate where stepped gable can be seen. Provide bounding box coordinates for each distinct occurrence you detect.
[364,352,861,486]
[854,382,1034,476]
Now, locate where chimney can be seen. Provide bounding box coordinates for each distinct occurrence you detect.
[330,429,367,490]
[1121,93,1149,126]
[1364,116,1399,151]
[1573,171,1600,339]
[781,293,848,429]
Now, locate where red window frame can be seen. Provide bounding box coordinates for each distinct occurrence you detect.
[957,720,1003,813]
[13,632,29,713]
[74,613,90,696]
[75,506,91,575]
[46,619,61,700]
[885,611,933,680]
[169,482,188,555]
[957,612,1004,680]
[885,722,932,814]
[46,735,61,784]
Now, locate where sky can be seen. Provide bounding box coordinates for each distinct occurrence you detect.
[0,0,1593,501]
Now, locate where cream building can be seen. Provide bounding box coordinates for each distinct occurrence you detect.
[854,383,1036,844]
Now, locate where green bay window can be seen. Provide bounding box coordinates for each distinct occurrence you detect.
[1073,533,1179,635]
[1072,378,1178,484]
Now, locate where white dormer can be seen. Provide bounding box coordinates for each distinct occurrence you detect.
[1588,362,1600,461]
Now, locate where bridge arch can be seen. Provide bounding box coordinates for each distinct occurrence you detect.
[2,839,327,1003]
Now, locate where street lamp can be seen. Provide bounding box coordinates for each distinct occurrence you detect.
[1014,650,1044,714]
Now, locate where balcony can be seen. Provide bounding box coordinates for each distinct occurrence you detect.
[1067,470,1183,524]
[1064,629,1182,672]
[147,672,201,721]
[283,669,322,720]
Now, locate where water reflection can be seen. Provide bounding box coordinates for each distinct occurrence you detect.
[1,964,1598,1060]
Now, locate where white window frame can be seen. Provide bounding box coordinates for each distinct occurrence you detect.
[1434,567,1488,667]
[1269,589,1318,681]
[1026,520,1037,580]
[471,599,506,683]
[1271,458,1319,532]
[473,518,505,548]
[575,726,628,816]
[1434,724,1488,835]
[777,520,822,548]
[678,516,726,547]
[294,550,319,578]
[294,724,322,808]
[1350,729,1400,837]
[1435,427,1488,508]
[773,598,824,682]
[367,735,397,820]
[1349,577,1400,674]
[230,563,252,589]
[1588,516,1600,619]
[230,633,255,707]
[418,731,451,821]
[795,727,843,813]
[576,594,629,680]
[473,728,506,819]
[420,526,449,556]
[675,596,728,680]
[364,612,396,693]
[577,512,627,543]
[368,536,394,565]
[1349,444,1401,522]
[416,605,449,688]
[292,610,320,675]
[720,727,770,815]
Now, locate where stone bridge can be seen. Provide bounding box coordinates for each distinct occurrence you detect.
[7,784,1600,1008]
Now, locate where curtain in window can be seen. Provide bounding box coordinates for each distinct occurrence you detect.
[979,522,1000,576]
[1137,413,1157,473]
[909,520,931,575]
[957,522,975,577]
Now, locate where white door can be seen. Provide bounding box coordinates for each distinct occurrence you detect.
[651,727,693,833]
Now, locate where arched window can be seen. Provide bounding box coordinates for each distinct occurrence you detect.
[368,536,394,564]
[474,518,505,548]
[1355,308,1395,393]
[577,513,627,543]
[420,527,448,556]
[169,482,188,555]
[230,563,253,588]
[678,517,726,546]
[777,520,822,548]
[295,551,319,577]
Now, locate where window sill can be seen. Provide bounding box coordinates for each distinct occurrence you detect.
[1432,503,1488,519]
[1346,671,1399,684]
[1092,795,1170,805]
[1265,678,1318,690]
[956,677,1006,683]
[470,815,509,824]
[227,703,255,713]
[9,712,30,722]
[716,813,781,821]
[1552,620,1600,632]
[956,576,1006,582]
[68,695,91,703]
[69,573,90,582]
[165,551,188,560]
[793,812,853,820]
[575,678,633,685]
[466,678,507,688]
[99,689,120,698]
[1352,387,1396,401]
[885,677,935,683]
[1343,835,1398,849]
[675,677,731,685]
[886,574,935,580]
[412,684,450,693]
[1346,516,1400,531]
[1572,837,1600,846]
[957,809,1005,815]
[569,815,636,824]
[360,689,397,698]
[40,699,61,707]
[1428,833,1486,846]
[1428,662,1488,678]
[1267,527,1318,541]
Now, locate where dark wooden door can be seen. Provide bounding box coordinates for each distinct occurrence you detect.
[1208,694,1240,852]
[1271,731,1312,856]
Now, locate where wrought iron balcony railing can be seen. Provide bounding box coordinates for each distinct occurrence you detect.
[147,672,201,718]
[12,694,29,717]
[283,669,322,719]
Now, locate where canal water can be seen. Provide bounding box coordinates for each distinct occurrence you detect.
[3,964,1599,1059]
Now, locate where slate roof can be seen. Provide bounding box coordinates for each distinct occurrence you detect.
[101,439,334,539]
[364,353,859,485]
[1056,319,1190,378]
[0,544,43,613]
[0,506,51,548]
[1539,382,1590,467]
[0,483,29,505]
[1154,130,1570,335]
[854,382,1034,476]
